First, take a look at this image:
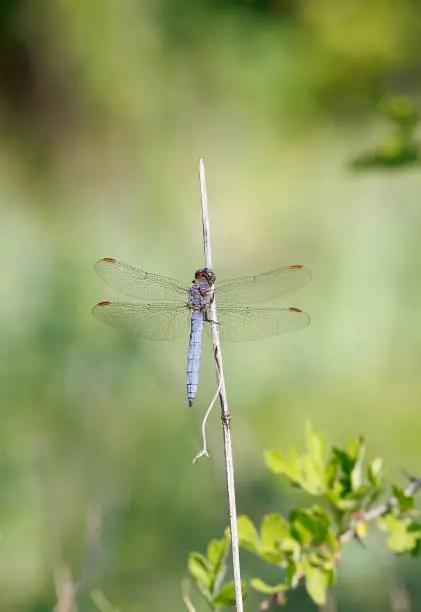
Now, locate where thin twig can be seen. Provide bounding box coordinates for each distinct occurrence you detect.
[53,565,77,612]
[182,580,198,612]
[53,503,103,611]
[76,503,103,590]
[199,158,244,612]
[339,477,421,544]
[193,380,222,463]
[319,590,338,612]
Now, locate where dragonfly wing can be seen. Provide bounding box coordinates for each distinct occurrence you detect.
[94,258,189,301]
[215,266,311,304]
[92,302,191,340]
[214,306,310,341]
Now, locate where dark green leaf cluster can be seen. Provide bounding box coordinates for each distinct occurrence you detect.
[186,426,421,609]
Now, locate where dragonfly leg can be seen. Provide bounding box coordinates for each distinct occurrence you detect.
[204,313,220,326]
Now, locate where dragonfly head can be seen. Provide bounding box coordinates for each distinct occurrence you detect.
[194,268,215,286]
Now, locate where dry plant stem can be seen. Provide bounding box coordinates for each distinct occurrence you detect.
[199,158,244,612]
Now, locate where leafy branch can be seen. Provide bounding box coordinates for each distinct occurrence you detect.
[186,425,421,609]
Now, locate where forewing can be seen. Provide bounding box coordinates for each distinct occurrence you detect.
[215,265,311,305]
[92,302,191,340]
[94,258,189,301]
[214,306,310,341]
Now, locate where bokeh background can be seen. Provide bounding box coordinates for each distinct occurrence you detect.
[2,1,421,610]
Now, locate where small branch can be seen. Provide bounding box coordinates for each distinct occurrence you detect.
[339,477,421,544]
[182,580,198,612]
[76,503,103,590]
[53,565,77,612]
[199,158,244,612]
[53,504,103,611]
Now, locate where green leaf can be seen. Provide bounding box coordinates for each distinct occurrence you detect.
[279,536,302,560]
[332,448,353,479]
[250,578,287,594]
[300,455,325,494]
[392,485,415,512]
[355,521,367,540]
[368,458,383,486]
[325,457,338,488]
[350,439,366,492]
[212,581,247,607]
[347,436,364,461]
[379,95,419,128]
[237,515,259,553]
[207,537,229,594]
[377,515,421,554]
[207,538,228,568]
[306,423,327,469]
[265,449,302,484]
[285,559,303,589]
[188,552,211,588]
[265,450,287,474]
[290,506,331,546]
[261,514,290,548]
[302,557,330,605]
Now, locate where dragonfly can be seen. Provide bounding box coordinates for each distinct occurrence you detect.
[92,258,311,406]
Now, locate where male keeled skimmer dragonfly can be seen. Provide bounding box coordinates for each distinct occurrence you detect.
[92,258,311,406]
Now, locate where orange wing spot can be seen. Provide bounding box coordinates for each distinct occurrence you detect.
[289,264,303,270]
[97,301,111,307]
[289,307,302,313]
[102,257,116,263]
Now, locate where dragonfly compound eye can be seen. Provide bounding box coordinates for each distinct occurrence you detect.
[194,268,215,285]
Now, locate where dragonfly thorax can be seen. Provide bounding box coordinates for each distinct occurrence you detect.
[187,271,214,312]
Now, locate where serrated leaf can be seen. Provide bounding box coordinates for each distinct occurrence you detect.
[237,515,259,553]
[302,558,330,605]
[250,578,287,594]
[212,581,247,607]
[188,553,211,588]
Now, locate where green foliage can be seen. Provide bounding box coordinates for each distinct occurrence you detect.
[187,426,421,608]
[351,95,421,170]
[187,536,247,609]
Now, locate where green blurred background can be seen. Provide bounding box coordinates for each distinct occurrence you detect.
[2,1,421,610]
